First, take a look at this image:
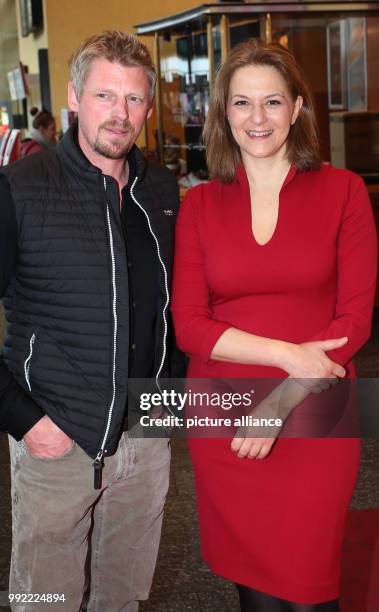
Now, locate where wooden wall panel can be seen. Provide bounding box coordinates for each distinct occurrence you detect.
[288,29,330,162]
[367,17,379,111]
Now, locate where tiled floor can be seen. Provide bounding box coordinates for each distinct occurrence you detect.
[0,313,378,611]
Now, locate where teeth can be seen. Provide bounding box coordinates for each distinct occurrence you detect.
[246,130,273,137]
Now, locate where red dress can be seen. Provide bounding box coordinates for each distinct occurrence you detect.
[171,163,377,604]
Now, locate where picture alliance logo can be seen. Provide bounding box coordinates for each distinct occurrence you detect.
[139,389,256,411]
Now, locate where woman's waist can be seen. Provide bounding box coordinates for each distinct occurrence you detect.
[210,298,336,344]
[187,359,287,379]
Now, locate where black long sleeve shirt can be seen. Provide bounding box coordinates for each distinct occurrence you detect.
[121,150,159,428]
[121,149,158,381]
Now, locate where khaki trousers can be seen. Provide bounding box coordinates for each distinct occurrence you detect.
[8,433,171,612]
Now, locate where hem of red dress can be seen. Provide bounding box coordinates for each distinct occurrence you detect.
[204,560,339,605]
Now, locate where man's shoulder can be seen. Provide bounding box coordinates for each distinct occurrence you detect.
[140,153,178,189]
[2,148,60,186]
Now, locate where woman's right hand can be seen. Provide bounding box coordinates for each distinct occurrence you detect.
[281,337,348,391]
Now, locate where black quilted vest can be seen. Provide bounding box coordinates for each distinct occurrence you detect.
[1,125,179,458]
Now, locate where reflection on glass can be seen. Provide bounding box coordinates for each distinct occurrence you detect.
[229,19,260,48]
[347,17,367,112]
[158,31,212,183]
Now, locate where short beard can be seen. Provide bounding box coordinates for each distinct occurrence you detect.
[93,120,134,159]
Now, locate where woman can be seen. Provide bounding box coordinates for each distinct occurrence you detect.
[171,40,377,611]
[20,107,56,157]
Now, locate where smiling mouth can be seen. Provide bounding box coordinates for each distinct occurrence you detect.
[246,130,273,138]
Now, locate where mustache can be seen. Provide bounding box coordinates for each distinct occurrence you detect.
[99,119,134,132]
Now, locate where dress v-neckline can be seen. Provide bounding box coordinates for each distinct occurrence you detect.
[237,163,297,247]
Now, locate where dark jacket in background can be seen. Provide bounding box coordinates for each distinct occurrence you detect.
[20,139,45,157]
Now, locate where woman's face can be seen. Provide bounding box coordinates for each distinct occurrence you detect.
[227,64,302,164]
[41,120,57,144]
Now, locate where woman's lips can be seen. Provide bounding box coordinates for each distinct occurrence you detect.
[245,129,274,138]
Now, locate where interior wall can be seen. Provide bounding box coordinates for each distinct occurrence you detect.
[15,0,48,74]
[13,0,48,128]
[0,0,18,103]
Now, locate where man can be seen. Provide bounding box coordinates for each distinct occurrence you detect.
[0,31,181,611]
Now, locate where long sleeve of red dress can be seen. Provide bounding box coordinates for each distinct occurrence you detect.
[172,184,231,363]
[308,175,377,366]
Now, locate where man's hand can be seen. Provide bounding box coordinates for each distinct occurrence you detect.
[23,415,73,458]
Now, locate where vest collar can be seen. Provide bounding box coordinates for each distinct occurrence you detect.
[57,121,147,180]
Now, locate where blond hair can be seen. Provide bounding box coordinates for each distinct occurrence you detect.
[69,30,156,101]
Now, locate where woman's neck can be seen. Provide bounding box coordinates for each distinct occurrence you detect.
[242,153,291,191]
[30,127,48,148]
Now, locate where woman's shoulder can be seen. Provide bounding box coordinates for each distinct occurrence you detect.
[294,164,370,219]
[301,162,364,190]
[294,164,366,208]
[183,175,237,205]
[178,176,238,226]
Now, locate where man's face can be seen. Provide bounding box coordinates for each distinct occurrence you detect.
[68,57,153,160]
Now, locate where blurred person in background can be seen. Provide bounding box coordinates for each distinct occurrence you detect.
[20,106,56,156]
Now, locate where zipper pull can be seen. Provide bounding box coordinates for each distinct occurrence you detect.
[93,451,104,490]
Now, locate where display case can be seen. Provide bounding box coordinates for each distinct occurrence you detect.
[330,112,379,175]
[135,2,379,179]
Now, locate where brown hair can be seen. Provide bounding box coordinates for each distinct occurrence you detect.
[203,39,321,183]
[69,30,156,101]
[30,106,54,130]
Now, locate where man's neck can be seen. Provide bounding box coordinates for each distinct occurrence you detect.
[78,130,130,191]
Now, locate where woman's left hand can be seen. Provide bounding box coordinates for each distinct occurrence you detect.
[231,434,278,459]
[230,372,342,459]
[230,377,310,459]
[230,392,283,459]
